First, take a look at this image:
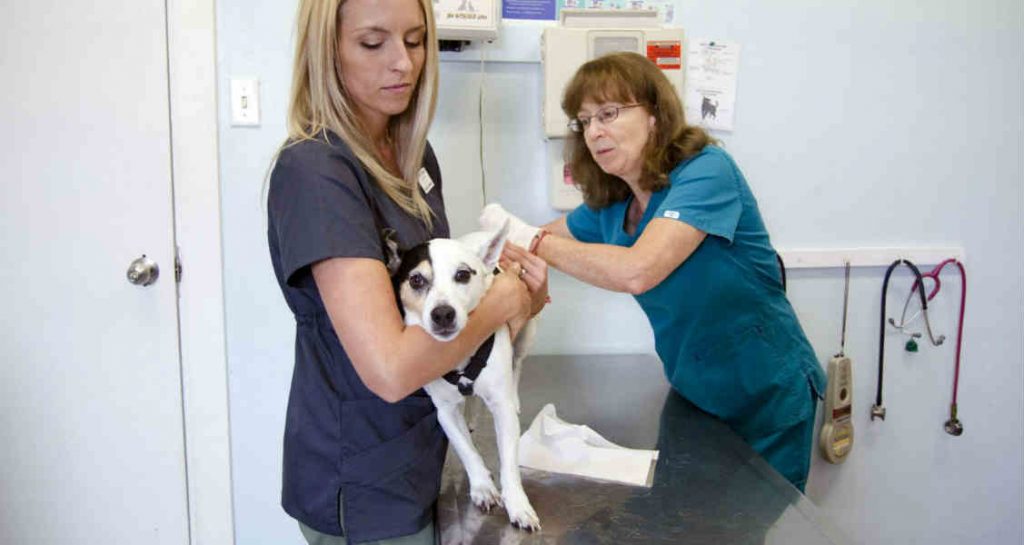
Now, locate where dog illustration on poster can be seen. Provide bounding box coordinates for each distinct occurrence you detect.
[701,95,718,121]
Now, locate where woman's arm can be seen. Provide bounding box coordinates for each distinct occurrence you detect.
[535,217,706,295]
[312,257,531,402]
[541,216,573,239]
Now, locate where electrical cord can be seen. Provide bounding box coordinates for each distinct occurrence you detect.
[478,41,488,205]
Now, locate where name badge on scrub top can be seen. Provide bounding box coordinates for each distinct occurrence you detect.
[418,168,435,194]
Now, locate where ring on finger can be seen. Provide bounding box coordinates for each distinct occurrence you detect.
[518,267,528,278]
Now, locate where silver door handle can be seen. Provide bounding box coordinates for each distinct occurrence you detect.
[126,255,159,286]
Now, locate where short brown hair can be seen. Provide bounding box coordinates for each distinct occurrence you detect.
[561,52,715,208]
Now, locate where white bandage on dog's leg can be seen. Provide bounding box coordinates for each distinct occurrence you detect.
[478,204,539,249]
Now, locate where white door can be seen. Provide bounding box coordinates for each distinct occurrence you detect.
[0,1,190,544]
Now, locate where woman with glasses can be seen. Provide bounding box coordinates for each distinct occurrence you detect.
[482,52,826,492]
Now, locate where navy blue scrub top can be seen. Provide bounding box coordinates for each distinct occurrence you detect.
[567,145,826,439]
[267,134,450,542]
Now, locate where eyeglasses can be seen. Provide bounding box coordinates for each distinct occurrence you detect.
[567,103,642,133]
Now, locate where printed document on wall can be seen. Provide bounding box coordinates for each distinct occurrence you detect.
[685,39,741,132]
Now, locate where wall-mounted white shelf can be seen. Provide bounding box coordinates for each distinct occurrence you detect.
[776,247,964,269]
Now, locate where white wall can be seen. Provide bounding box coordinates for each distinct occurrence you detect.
[216,1,1023,544]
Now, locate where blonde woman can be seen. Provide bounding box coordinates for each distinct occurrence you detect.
[267,0,546,543]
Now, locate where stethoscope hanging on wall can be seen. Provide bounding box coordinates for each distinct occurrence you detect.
[872,258,968,436]
[872,259,930,422]
[921,259,968,436]
[887,267,947,352]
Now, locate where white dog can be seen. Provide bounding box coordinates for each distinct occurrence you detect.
[386,223,541,531]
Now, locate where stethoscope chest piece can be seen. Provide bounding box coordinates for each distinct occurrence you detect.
[944,403,964,436]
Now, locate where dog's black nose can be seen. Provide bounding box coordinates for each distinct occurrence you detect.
[430,305,456,328]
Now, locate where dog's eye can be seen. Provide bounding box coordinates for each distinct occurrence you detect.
[409,273,428,290]
[454,269,473,284]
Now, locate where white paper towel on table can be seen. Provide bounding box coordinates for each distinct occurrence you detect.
[518,403,659,487]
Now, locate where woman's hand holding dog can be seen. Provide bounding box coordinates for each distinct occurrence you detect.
[501,243,549,318]
[478,203,550,319]
[488,261,533,339]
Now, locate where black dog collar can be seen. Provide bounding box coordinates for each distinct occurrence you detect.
[443,334,496,396]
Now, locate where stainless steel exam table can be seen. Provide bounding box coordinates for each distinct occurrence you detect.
[437,354,847,545]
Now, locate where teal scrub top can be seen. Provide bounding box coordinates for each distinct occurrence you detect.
[567,146,826,438]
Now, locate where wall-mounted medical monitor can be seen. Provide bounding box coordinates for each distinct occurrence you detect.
[542,12,684,138]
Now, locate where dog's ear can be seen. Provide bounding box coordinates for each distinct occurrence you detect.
[381,228,402,276]
[478,219,510,270]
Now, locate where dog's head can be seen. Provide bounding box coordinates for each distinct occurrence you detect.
[388,221,510,341]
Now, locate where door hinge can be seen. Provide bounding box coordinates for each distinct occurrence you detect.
[174,247,183,283]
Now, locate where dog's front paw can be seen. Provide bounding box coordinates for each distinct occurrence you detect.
[504,490,541,532]
[470,481,502,513]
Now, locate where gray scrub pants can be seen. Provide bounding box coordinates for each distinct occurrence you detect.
[299,521,436,545]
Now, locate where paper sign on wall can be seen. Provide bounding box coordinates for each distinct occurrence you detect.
[505,0,676,22]
[685,39,741,132]
[504,0,556,20]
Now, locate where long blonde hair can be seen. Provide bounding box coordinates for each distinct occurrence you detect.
[285,0,439,226]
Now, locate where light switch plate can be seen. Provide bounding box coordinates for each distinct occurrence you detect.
[230,77,260,126]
